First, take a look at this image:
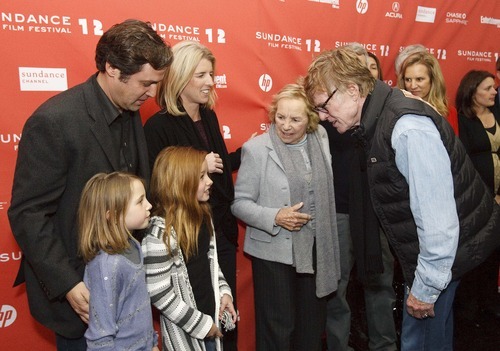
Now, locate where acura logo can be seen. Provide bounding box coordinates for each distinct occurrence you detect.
[392,2,400,12]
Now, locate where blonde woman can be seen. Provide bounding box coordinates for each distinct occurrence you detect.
[397,50,458,134]
[144,43,242,349]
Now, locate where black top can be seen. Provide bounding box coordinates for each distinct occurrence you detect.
[458,106,500,196]
[186,221,216,318]
[320,120,355,214]
[144,107,240,245]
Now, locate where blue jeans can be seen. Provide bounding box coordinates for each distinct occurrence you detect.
[326,213,397,351]
[55,334,86,351]
[205,338,216,351]
[401,280,459,351]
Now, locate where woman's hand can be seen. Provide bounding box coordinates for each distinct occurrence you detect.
[206,152,224,174]
[274,202,311,231]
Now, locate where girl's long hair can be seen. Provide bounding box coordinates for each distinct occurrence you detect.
[150,146,212,261]
[78,172,143,262]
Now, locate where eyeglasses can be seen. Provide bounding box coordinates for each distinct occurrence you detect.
[314,88,337,114]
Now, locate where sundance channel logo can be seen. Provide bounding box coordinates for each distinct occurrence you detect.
[19,67,68,91]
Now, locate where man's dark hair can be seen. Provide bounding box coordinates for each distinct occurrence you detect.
[95,19,172,81]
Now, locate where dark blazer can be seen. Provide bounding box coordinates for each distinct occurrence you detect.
[458,106,500,196]
[7,75,150,338]
[144,107,239,244]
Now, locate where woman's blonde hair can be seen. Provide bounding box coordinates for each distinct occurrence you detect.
[150,146,213,261]
[268,83,319,133]
[157,41,217,116]
[397,51,449,116]
[78,172,144,262]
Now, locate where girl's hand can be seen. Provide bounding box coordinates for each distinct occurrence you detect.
[206,323,223,338]
[219,294,238,323]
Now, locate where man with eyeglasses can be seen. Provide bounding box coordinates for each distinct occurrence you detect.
[304,47,500,351]
[318,43,398,351]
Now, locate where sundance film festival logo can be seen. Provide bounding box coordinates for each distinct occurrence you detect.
[255,31,303,51]
[458,49,496,63]
[19,67,68,91]
[0,305,17,328]
[1,133,21,151]
[415,6,436,23]
[259,74,273,92]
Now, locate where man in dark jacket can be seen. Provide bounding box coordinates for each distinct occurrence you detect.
[304,47,500,351]
[8,20,172,350]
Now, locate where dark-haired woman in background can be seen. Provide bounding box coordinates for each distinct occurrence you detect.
[455,69,500,329]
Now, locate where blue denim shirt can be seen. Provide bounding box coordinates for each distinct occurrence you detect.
[391,114,459,304]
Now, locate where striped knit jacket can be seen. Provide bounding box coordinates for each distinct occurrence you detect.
[142,216,232,351]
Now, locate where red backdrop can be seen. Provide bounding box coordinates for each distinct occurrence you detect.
[1,1,499,349]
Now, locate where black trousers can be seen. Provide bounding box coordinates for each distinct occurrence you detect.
[252,257,327,351]
[217,232,238,351]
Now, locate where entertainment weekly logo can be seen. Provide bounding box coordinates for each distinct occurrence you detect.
[0,305,17,328]
[19,67,68,91]
[480,16,500,28]
[215,74,227,89]
[415,6,436,23]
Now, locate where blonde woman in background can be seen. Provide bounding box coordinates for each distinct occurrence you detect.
[397,50,458,134]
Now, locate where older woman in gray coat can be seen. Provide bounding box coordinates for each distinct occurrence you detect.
[231,83,340,351]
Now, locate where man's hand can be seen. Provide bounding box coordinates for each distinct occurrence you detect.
[406,291,435,319]
[66,281,90,324]
[275,202,312,231]
[206,152,224,174]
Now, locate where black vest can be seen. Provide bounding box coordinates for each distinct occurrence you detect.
[362,83,500,285]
